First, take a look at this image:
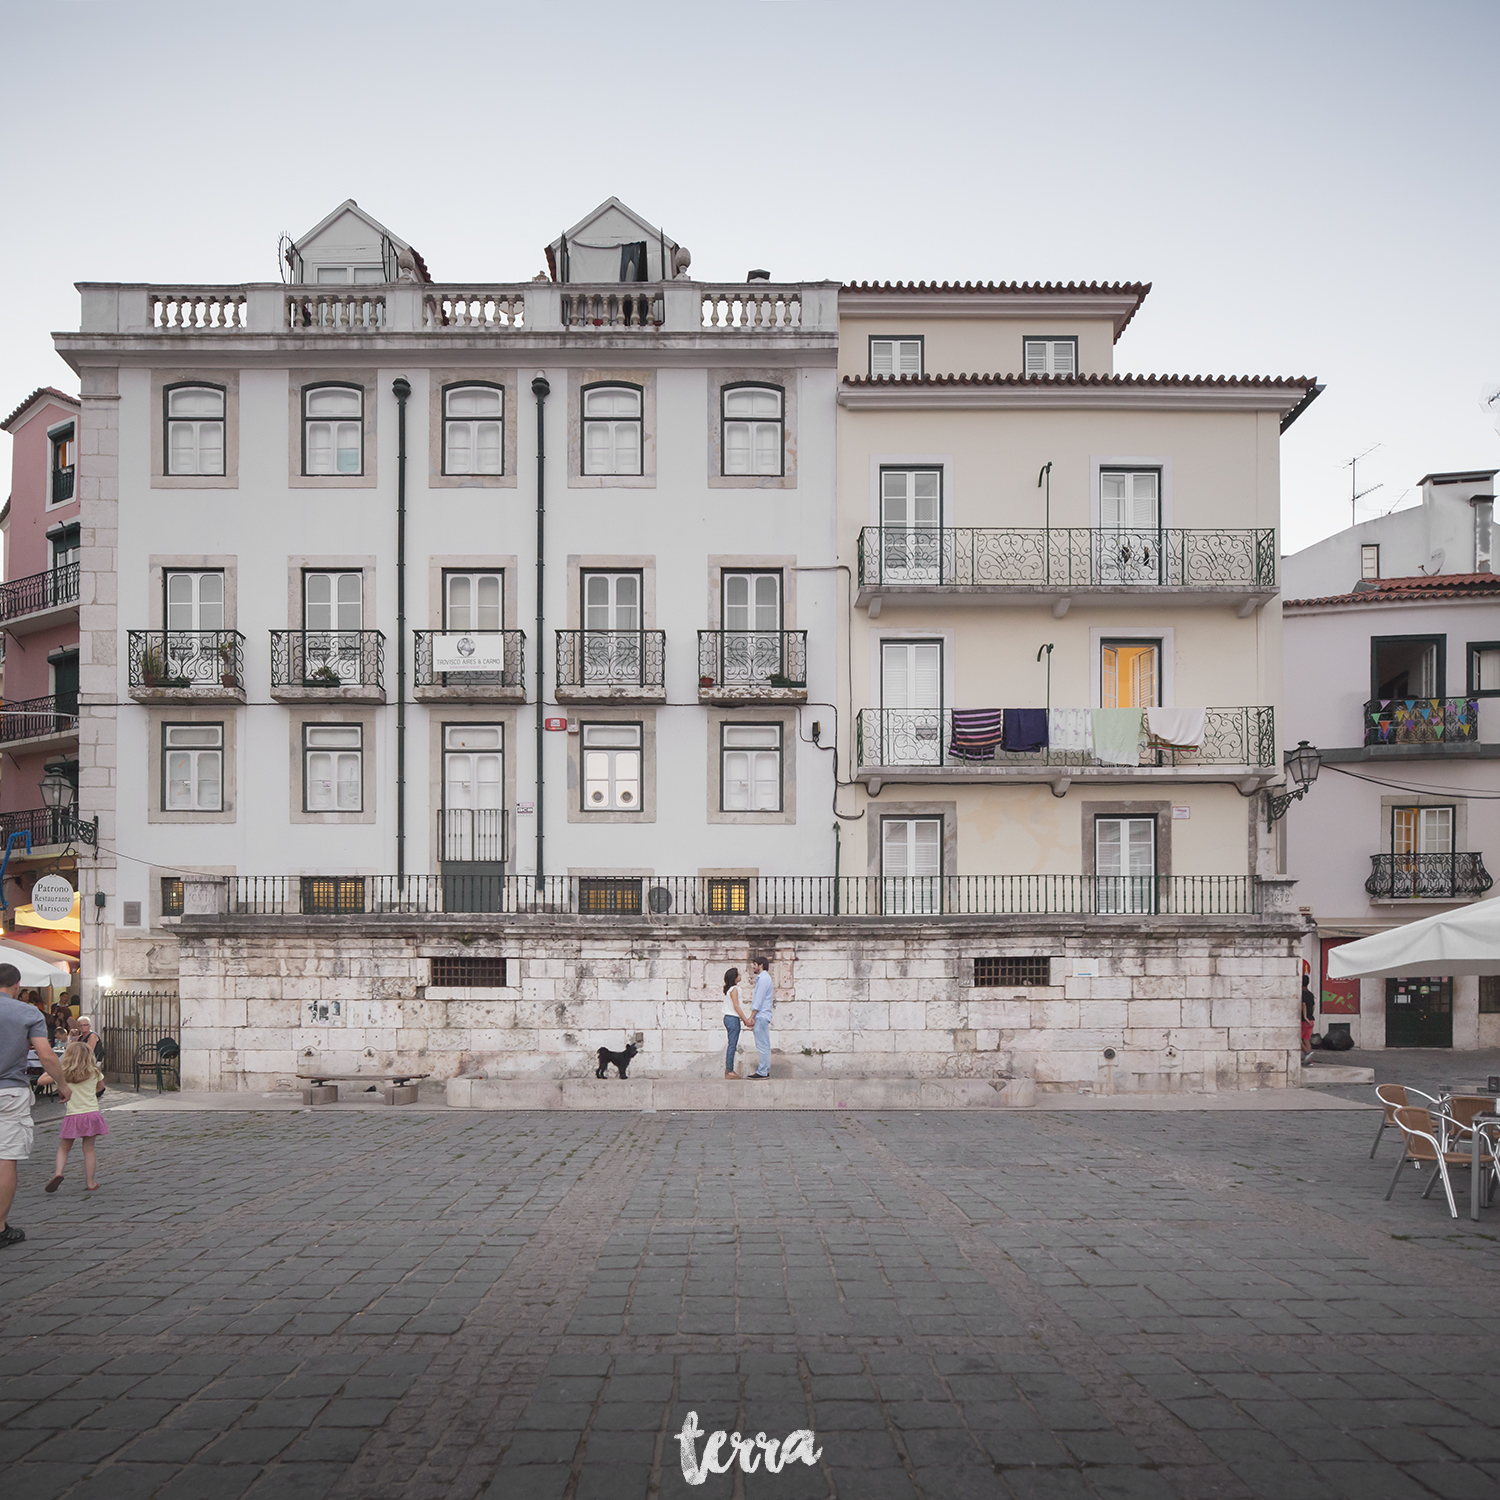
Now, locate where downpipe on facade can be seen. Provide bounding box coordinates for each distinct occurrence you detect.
[392,377,411,882]
[532,373,550,891]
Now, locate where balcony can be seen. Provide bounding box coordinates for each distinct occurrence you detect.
[1363,698,1479,751]
[52,466,74,505]
[413,631,526,703]
[0,806,80,851]
[697,630,808,703]
[128,630,246,703]
[855,527,1277,616]
[1366,853,1494,902]
[856,706,1277,790]
[0,695,78,752]
[0,563,80,637]
[270,630,386,703]
[555,630,666,703]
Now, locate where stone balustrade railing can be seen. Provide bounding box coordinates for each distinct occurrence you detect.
[83,282,838,337]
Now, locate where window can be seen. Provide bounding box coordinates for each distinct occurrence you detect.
[430,956,507,987]
[1468,642,1500,697]
[974,956,1052,988]
[1023,338,1077,376]
[304,725,362,812]
[166,570,224,631]
[882,817,942,914]
[50,525,81,571]
[445,571,502,632]
[1371,635,1444,701]
[1393,806,1453,855]
[50,425,75,505]
[707,878,750,914]
[581,571,643,685]
[582,384,643,475]
[442,724,504,862]
[1099,470,1161,584]
[1101,640,1159,709]
[1096,817,1155,914]
[300,876,366,914]
[165,385,226,475]
[582,723,641,811]
[721,725,782,811]
[722,571,781,632]
[721,385,783,475]
[869,338,923,378]
[1480,976,1500,1014]
[315,266,384,284]
[1362,544,1380,581]
[881,640,944,765]
[303,570,364,684]
[443,384,503,475]
[162,724,223,811]
[879,468,942,581]
[303,385,363,475]
[579,878,642,914]
[160,878,184,917]
[720,572,785,683]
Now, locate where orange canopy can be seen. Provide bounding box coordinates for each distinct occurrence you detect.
[13,928,80,958]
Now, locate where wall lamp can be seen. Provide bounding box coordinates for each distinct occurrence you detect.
[1267,740,1321,826]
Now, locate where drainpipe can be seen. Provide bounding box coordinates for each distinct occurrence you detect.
[392,377,411,883]
[532,373,550,892]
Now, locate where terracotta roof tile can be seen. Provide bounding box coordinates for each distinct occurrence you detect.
[2,385,79,433]
[1286,573,1500,608]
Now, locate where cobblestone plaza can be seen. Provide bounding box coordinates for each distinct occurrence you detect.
[3,1100,1499,1499]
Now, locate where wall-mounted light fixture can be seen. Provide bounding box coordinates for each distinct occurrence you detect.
[1267,740,1322,826]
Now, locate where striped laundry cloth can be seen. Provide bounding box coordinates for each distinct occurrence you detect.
[948,709,1004,761]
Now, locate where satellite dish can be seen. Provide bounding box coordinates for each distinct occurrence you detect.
[646,885,673,914]
[1481,382,1500,435]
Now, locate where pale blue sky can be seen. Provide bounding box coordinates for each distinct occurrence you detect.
[2,0,1495,553]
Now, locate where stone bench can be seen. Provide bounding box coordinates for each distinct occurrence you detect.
[296,1073,430,1106]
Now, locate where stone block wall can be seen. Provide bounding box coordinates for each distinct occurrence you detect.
[174,914,1308,1094]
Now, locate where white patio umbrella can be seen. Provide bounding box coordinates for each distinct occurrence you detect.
[1326,897,1500,980]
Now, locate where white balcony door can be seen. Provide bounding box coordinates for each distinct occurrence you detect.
[1096,817,1155,913]
[880,469,942,582]
[882,818,942,914]
[1393,807,1453,855]
[445,572,502,632]
[165,570,224,677]
[583,572,641,683]
[304,571,363,683]
[881,641,942,766]
[1099,470,1161,584]
[443,725,504,863]
[722,572,782,683]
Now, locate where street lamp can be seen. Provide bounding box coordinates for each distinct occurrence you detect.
[40,766,75,810]
[1267,740,1322,825]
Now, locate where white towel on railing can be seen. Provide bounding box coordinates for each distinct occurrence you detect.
[1145,706,1206,751]
[1047,708,1092,752]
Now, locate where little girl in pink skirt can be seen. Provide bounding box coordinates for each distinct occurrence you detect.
[45,1039,108,1193]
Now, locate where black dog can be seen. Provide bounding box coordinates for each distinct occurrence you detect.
[595,1042,639,1079]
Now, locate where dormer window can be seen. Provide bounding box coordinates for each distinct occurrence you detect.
[315,266,385,284]
[49,425,75,505]
[165,385,226,475]
[869,338,922,378]
[1023,338,1077,376]
[303,384,364,475]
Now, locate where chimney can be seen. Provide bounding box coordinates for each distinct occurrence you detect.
[1474,495,1494,574]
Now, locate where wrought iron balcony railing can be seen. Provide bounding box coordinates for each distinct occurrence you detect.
[0,562,79,622]
[413,630,526,690]
[0,806,79,847]
[0,695,78,744]
[1366,853,1493,900]
[128,630,245,690]
[857,526,1277,590]
[52,466,75,505]
[697,630,808,693]
[857,707,1276,769]
[1364,698,1479,747]
[439,807,506,865]
[222,872,1259,918]
[271,630,385,689]
[555,630,666,692]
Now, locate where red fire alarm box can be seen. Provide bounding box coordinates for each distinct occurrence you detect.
[543,717,568,731]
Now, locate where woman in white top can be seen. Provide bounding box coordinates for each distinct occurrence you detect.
[722,967,753,1079]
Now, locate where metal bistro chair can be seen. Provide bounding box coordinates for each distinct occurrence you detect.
[1385,1106,1472,1219]
[134,1036,181,1094]
[1369,1084,1445,1158]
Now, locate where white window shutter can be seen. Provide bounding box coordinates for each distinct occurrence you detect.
[753,423,779,473]
[198,422,223,474]
[752,751,779,809]
[871,340,894,376]
[882,644,910,709]
[914,643,941,708]
[1025,341,1048,375]
[883,820,909,877]
[1101,474,1125,528]
[898,341,921,376]
[913,820,941,876]
[724,424,749,474]
[1051,341,1075,375]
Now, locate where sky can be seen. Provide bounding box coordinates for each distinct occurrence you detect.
[1,0,1496,553]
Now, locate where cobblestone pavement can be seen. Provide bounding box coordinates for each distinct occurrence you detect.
[3,1102,1499,1500]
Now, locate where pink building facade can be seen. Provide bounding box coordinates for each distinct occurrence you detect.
[1,386,83,875]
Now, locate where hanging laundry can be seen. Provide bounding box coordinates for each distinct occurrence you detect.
[1091,708,1144,766]
[1145,706,1205,751]
[1001,708,1048,753]
[1048,708,1091,753]
[948,709,1004,761]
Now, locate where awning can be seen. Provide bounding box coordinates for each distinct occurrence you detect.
[1326,898,1500,980]
[0,938,73,988]
[14,892,81,932]
[12,927,80,958]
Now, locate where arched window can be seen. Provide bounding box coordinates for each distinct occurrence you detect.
[443,384,504,475]
[721,385,783,476]
[165,384,226,475]
[582,384,643,475]
[302,384,364,475]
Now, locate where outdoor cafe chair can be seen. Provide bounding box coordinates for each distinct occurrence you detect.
[1385,1105,1471,1219]
[1370,1085,1444,1158]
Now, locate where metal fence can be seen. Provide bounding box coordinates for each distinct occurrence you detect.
[0,562,79,622]
[1363,698,1478,747]
[222,873,1258,918]
[556,630,666,691]
[129,629,245,690]
[1366,853,1493,901]
[96,989,179,1085]
[0,695,78,744]
[271,629,385,689]
[413,630,526,690]
[697,630,808,692]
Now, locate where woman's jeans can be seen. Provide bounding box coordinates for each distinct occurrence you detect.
[723,1014,741,1072]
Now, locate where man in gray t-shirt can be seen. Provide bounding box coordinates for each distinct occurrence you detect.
[1,963,71,1249]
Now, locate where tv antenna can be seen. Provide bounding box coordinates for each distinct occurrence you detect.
[1343,445,1382,528]
[1481,382,1500,436]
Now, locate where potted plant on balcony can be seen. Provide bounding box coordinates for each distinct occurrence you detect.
[140,643,168,688]
[699,673,716,689]
[307,664,344,688]
[217,638,240,689]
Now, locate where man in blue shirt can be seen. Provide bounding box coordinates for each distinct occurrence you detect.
[1,963,71,1248]
[748,956,774,1079]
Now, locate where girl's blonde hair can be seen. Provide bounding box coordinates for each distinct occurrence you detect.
[61,1039,97,1084]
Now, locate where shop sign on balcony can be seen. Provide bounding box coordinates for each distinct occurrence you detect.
[433,633,506,673]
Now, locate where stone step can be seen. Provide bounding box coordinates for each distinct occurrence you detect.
[1299,1064,1376,1085]
[447,1076,1035,1111]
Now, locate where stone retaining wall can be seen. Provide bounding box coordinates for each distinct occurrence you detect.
[174,914,1308,1094]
